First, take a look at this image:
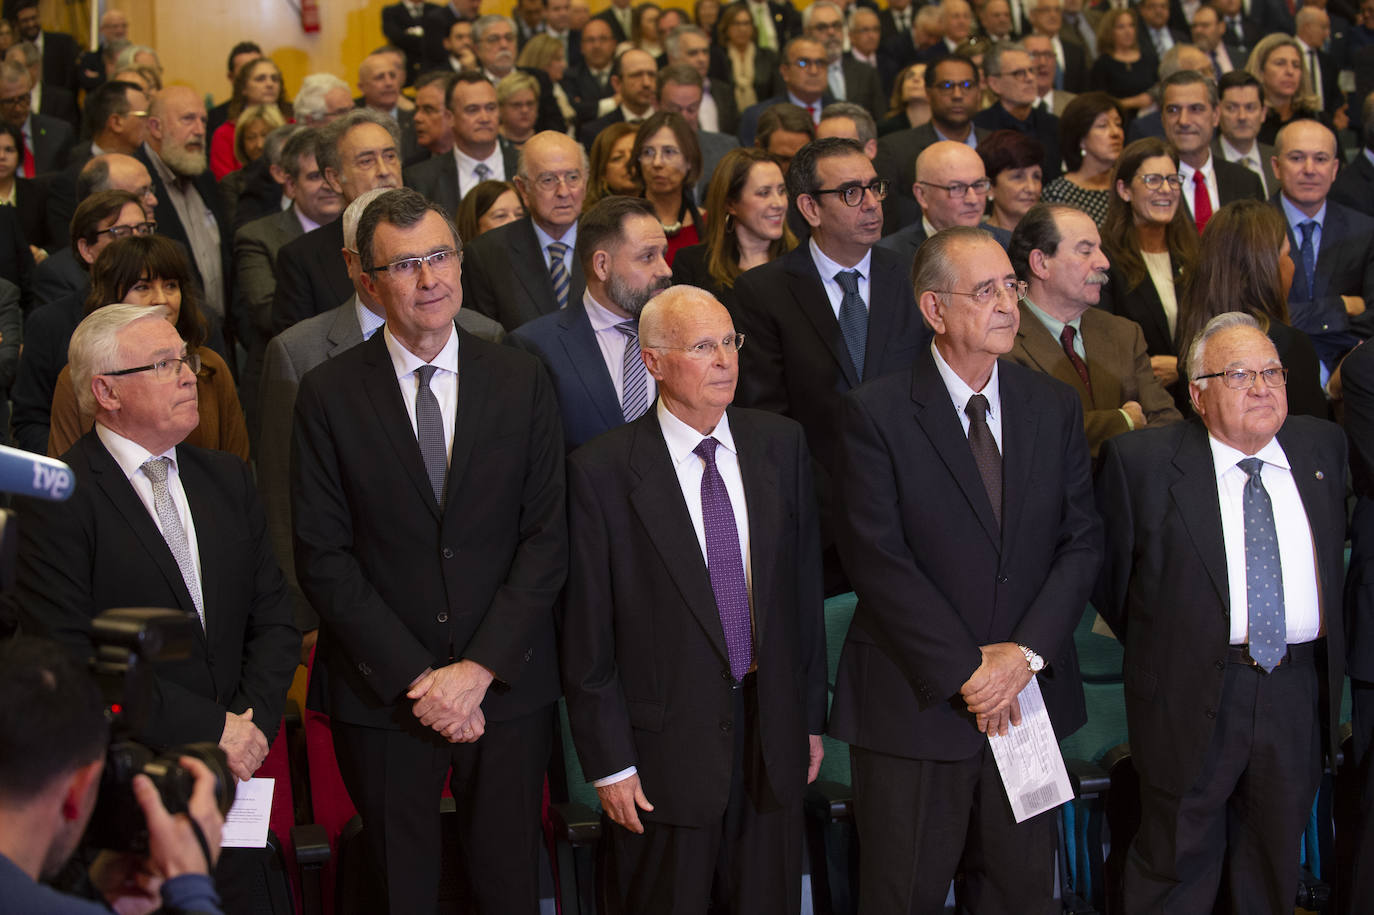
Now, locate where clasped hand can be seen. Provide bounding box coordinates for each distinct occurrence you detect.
[407,660,494,743]
[959,642,1032,736]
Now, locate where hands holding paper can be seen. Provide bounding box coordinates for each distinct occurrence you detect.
[960,642,1033,736]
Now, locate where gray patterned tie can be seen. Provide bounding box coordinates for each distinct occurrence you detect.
[548,241,571,310]
[415,365,448,506]
[473,162,491,183]
[833,269,868,381]
[617,320,650,421]
[965,394,1002,529]
[140,458,204,628]
[1239,458,1287,672]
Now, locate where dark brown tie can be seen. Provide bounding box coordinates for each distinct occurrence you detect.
[1059,324,1092,397]
[965,394,1002,529]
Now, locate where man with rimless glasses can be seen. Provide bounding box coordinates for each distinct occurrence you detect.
[736,137,930,595]
[878,139,1011,264]
[1095,312,1347,913]
[831,225,1101,913]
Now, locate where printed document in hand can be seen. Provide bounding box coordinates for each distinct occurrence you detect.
[987,677,1073,823]
[221,777,274,848]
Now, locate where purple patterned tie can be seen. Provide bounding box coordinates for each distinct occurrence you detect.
[694,437,753,681]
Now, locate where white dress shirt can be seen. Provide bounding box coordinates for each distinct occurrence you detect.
[383,323,460,460]
[1208,434,1322,645]
[96,422,204,615]
[594,402,751,788]
[699,78,720,133]
[1219,135,1265,181]
[582,289,658,405]
[294,206,322,235]
[931,340,1004,451]
[1178,153,1219,220]
[453,145,506,202]
[809,237,872,322]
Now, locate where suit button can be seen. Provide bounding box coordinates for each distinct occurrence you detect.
[524,649,533,662]
[721,670,731,681]
[998,575,1009,584]
[1205,708,1216,719]
[437,612,449,623]
[358,662,372,676]
[1215,660,1225,671]
[719,720,732,732]
[442,547,454,559]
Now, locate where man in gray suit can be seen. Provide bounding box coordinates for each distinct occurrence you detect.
[657,64,739,203]
[257,187,504,635]
[235,128,342,443]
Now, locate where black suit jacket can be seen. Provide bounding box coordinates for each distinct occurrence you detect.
[1094,417,1347,794]
[874,122,991,234]
[1275,195,1374,361]
[462,216,585,330]
[1060,37,1088,93]
[8,432,299,749]
[270,218,350,335]
[562,64,615,127]
[1341,343,1374,686]
[38,83,78,130]
[578,107,629,149]
[1331,148,1374,218]
[972,102,1061,180]
[292,328,566,728]
[9,288,81,454]
[403,142,521,216]
[40,30,80,93]
[1178,157,1265,225]
[841,53,886,117]
[382,1,439,84]
[1096,263,1177,359]
[828,352,1101,759]
[28,111,74,176]
[14,176,51,251]
[561,406,826,825]
[136,144,231,326]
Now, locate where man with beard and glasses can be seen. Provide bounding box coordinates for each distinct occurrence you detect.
[139,85,232,352]
[1005,203,1180,458]
[509,195,671,451]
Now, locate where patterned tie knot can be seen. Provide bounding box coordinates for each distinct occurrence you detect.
[1060,324,1076,347]
[1239,456,1264,483]
[834,269,861,295]
[474,163,491,181]
[416,363,438,389]
[548,241,568,261]
[966,393,990,423]
[141,457,170,483]
[616,319,638,342]
[694,437,720,467]
[1300,219,1317,242]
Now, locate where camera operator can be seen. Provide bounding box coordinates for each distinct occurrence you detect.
[0,637,226,915]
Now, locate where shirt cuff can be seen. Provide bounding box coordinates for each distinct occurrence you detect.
[593,766,637,788]
[1118,407,1135,431]
[161,873,222,912]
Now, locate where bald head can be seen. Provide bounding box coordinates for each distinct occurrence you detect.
[147,86,207,177]
[516,130,589,235]
[641,286,729,348]
[914,140,989,230]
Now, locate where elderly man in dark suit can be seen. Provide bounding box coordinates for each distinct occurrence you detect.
[562,283,826,914]
[292,188,565,914]
[271,110,401,335]
[1159,71,1263,233]
[829,225,1101,914]
[1096,312,1347,913]
[6,301,299,778]
[462,131,587,329]
[734,137,930,594]
[509,195,671,451]
[1006,204,1180,456]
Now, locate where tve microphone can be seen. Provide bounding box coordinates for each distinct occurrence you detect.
[0,444,75,501]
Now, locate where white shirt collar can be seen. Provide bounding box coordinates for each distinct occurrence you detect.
[658,398,736,464]
[96,421,179,478]
[931,338,1001,419]
[453,143,502,173]
[353,294,386,340]
[582,288,626,331]
[382,320,460,378]
[294,205,321,235]
[809,235,871,280]
[1178,150,1214,182]
[1208,431,1290,474]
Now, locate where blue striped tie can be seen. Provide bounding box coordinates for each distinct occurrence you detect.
[617,320,649,421]
[548,241,570,310]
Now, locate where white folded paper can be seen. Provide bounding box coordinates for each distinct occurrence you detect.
[987,677,1073,823]
[220,777,274,848]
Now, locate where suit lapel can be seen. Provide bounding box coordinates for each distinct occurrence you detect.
[627,415,729,661]
[1014,302,1088,397]
[360,333,444,517]
[997,364,1039,561]
[445,329,488,506]
[786,248,859,386]
[731,409,780,649]
[863,251,903,378]
[1314,204,1344,300]
[911,352,1001,545]
[1168,423,1230,608]
[327,301,365,357]
[559,302,623,428]
[509,218,559,316]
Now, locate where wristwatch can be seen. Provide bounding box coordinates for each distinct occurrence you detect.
[1019,645,1045,673]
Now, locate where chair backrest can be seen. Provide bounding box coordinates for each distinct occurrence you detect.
[818,592,858,785]
[558,697,601,811]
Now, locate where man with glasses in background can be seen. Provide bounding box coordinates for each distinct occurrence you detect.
[736,36,836,146]
[831,224,1101,914]
[735,137,930,595]
[878,140,1009,263]
[974,42,1061,180]
[0,59,71,177]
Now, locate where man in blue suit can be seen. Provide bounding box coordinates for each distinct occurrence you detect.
[508,195,672,451]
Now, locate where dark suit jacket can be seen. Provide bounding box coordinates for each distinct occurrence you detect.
[14,176,51,251]
[874,122,990,235]
[1342,343,1374,690]
[592,6,631,43]
[30,244,84,310]
[561,406,826,825]
[9,287,81,454]
[736,91,833,147]
[1126,109,1164,143]
[562,64,615,127]
[462,216,585,330]
[1094,417,1347,794]
[670,241,739,314]
[40,30,80,93]
[8,432,300,749]
[403,142,521,216]
[0,204,32,314]
[1059,37,1088,93]
[1005,301,1181,456]
[876,220,1010,265]
[38,83,78,130]
[1331,148,1374,218]
[1276,195,1374,362]
[382,0,436,84]
[578,106,631,149]
[507,295,626,451]
[28,112,74,176]
[706,76,741,136]
[972,102,1061,180]
[1096,263,1177,360]
[1178,156,1265,226]
[828,351,1101,759]
[292,328,566,728]
[841,53,886,118]
[270,218,350,335]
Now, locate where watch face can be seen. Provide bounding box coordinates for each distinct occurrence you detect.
[1031,657,1045,671]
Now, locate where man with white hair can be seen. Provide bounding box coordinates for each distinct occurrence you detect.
[294,73,356,127]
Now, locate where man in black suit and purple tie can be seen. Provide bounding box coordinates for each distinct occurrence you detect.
[562,284,826,914]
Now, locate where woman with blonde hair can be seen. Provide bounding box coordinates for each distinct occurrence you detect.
[1089,8,1154,120]
[878,63,931,136]
[496,71,541,149]
[516,34,576,134]
[1247,33,1328,145]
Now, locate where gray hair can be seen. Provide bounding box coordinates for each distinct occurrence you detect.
[357,188,462,272]
[664,24,709,61]
[1187,311,1261,388]
[344,187,394,251]
[802,0,844,28]
[315,108,402,181]
[820,101,877,143]
[473,14,516,43]
[983,41,1029,77]
[912,225,997,310]
[68,304,174,416]
[114,45,159,71]
[515,130,590,180]
[1157,42,1203,81]
[295,73,351,125]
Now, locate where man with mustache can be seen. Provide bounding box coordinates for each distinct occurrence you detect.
[508,195,672,452]
[1005,203,1180,458]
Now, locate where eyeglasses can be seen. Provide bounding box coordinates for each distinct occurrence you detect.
[1194,367,1289,389]
[1135,172,1183,190]
[655,333,745,358]
[993,67,1034,80]
[530,170,584,191]
[481,32,516,44]
[0,94,29,108]
[929,279,1027,306]
[918,178,992,198]
[931,79,977,92]
[365,247,461,279]
[639,145,682,162]
[811,178,889,206]
[789,57,829,69]
[96,221,157,240]
[810,20,843,31]
[103,352,201,380]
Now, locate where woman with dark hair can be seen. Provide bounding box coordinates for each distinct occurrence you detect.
[629,3,664,57]
[1098,137,1199,398]
[210,57,293,180]
[0,121,50,258]
[585,122,641,210]
[1042,92,1124,225]
[456,179,525,243]
[713,1,778,113]
[629,111,703,264]
[672,146,795,312]
[47,235,249,460]
[1247,33,1328,145]
[978,129,1044,231]
[878,62,931,136]
[1175,198,1326,416]
[1089,8,1154,120]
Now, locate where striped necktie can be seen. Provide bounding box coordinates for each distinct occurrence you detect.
[617,320,649,421]
[548,241,570,310]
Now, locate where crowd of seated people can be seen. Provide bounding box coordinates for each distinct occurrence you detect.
[4,0,1374,911]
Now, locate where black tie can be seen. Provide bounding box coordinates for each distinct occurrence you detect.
[965,394,1002,529]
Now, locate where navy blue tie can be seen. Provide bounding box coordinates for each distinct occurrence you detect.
[1239,458,1286,672]
[1298,220,1317,300]
[834,269,868,381]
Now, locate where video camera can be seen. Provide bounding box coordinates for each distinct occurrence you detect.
[84,607,236,852]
